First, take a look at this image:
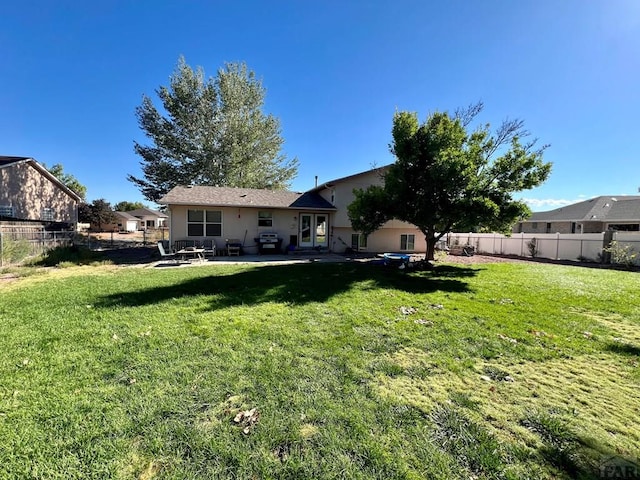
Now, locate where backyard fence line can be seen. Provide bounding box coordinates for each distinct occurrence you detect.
[0,229,75,267]
[448,232,640,266]
[0,227,168,267]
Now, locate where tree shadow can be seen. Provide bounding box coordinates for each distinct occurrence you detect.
[604,341,640,357]
[96,262,478,311]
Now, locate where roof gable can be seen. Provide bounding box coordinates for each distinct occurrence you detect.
[0,155,82,202]
[308,164,390,193]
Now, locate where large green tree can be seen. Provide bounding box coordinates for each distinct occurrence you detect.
[348,104,552,260]
[78,199,116,231]
[114,201,147,212]
[45,163,87,200]
[128,57,298,202]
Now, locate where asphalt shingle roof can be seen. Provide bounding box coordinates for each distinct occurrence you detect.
[528,196,640,222]
[158,186,335,210]
[126,207,168,218]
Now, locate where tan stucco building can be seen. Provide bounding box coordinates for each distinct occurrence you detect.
[514,196,640,234]
[158,165,426,254]
[0,156,81,226]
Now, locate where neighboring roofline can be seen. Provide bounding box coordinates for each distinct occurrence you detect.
[307,164,391,193]
[521,218,640,223]
[0,156,82,202]
[126,208,169,217]
[113,211,140,220]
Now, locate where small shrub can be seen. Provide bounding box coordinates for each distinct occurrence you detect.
[526,237,538,258]
[33,245,107,267]
[604,241,638,269]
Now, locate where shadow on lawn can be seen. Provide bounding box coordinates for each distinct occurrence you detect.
[604,341,640,357]
[96,262,478,310]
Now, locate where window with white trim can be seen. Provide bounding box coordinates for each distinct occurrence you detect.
[258,211,273,227]
[187,210,222,236]
[0,205,14,217]
[42,208,54,221]
[351,233,367,250]
[400,234,415,251]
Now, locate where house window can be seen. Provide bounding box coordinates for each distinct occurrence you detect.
[187,209,222,237]
[42,208,54,221]
[532,222,538,230]
[608,223,640,232]
[330,189,336,205]
[258,211,273,227]
[0,205,14,217]
[351,233,367,250]
[546,223,552,233]
[146,220,155,228]
[400,234,415,251]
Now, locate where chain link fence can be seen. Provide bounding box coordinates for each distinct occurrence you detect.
[0,226,168,267]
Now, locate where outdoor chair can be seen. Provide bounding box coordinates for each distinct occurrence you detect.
[202,239,216,258]
[157,241,178,263]
[226,238,242,256]
[173,239,197,251]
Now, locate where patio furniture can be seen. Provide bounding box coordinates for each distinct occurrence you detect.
[202,239,216,258]
[226,238,242,256]
[157,241,178,264]
[173,239,198,251]
[176,246,205,262]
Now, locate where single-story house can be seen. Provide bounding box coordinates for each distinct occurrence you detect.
[514,196,640,234]
[158,165,426,254]
[101,211,140,232]
[0,156,81,227]
[126,208,168,230]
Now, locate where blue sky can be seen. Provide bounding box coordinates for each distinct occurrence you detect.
[2,1,639,211]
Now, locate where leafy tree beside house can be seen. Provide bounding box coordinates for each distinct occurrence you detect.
[348,104,552,260]
[78,199,117,231]
[128,56,298,202]
[45,163,87,200]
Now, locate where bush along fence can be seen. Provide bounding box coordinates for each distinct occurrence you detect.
[0,226,75,267]
[448,231,640,267]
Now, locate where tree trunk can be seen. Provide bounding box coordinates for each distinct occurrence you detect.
[425,233,436,261]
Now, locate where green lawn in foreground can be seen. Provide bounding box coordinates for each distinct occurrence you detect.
[0,261,638,479]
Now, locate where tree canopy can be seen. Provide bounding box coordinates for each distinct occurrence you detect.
[114,201,147,212]
[78,199,116,230]
[128,57,298,202]
[45,163,87,200]
[348,103,552,260]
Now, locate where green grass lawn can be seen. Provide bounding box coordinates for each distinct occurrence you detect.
[1,261,639,479]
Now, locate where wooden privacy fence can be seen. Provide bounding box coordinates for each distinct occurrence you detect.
[0,226,75,267]
[448,232,640,266]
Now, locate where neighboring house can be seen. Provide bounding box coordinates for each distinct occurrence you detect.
[159,165,427,254]
[0,156,81,227]
[98,211,140,232]
[514,196,640,234]
[126,208,169,230]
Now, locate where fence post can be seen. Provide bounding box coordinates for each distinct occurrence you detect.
[602,231,614,264]
[555,233,560,260]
